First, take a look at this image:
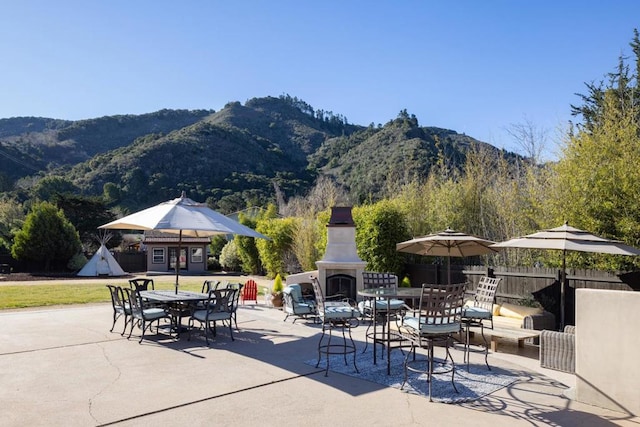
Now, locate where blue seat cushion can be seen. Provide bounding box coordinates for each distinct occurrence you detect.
[462,306,492,320]
[284,302,314,315]
[322,304,359,320]
[403,315,460,334]
[141,308,167,321]
[283,284,304,302]
[192,309,230,322]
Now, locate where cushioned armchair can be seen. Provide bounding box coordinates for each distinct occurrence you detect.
[540,325,575,373]
[106,285,131,335]
[282,284,317,323]
[124,288,172,343]
[188,287,239,344]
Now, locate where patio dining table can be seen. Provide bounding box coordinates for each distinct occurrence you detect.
[139,290,210,336]
[358,287,422,375]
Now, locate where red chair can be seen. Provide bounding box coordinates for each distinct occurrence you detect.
[241,279,258,304]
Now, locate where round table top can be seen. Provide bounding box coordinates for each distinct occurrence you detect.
[358,287,423,298]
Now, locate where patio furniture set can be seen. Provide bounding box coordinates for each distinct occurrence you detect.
[282,272,571,401]
[107,271,574,400]
[106,278,248,344]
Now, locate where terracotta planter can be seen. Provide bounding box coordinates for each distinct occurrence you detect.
[270,292,283,308]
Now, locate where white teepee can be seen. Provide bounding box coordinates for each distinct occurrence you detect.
[77,234,126,277]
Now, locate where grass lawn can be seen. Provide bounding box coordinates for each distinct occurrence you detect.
[0,276,271,309]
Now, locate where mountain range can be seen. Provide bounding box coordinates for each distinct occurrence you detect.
[0,95,513,213]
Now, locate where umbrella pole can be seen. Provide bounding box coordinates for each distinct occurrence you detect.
[560,250,566,330]
[175,230,182,294]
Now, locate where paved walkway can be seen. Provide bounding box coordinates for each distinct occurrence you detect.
[0,303,637,426]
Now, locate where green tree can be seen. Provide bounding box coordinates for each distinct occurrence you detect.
[209,235,228,259]
[552,90,640,270]
[32,176,79,201]
[0,199,25,253]
[353,200,410,275]
[553,30,640,267]
[219,239,241,271]
[571,29,640,133]
[291,215,323,272]
[12,202,82,271]
[235,212,262,275]
[52,193,117,249]
[255,214,296,278]
[103,182,121,205]
[0,172,13,192]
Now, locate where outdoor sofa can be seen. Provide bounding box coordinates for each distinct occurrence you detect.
[489,302,556,331]
[465,301,556,345]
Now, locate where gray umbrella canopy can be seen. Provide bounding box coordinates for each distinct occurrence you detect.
[99,192,268,290]
[396,229,498,284]
[492,222,640,328]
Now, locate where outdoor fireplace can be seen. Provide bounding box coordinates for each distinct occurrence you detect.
[315,207,366,300]
[284,206,366,300]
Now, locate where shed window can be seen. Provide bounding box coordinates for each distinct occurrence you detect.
[152,248,165,264]
[191,247,203,263]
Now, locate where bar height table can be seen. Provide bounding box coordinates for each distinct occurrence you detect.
[358,287,422,375]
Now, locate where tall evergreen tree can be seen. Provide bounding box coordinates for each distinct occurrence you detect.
[12,202,82,271]
[572,29,640,132]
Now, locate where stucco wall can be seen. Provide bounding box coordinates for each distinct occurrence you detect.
[575,288,640,415]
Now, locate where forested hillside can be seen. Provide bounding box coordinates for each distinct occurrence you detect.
[0,109,212,184]
[0,95,507,213]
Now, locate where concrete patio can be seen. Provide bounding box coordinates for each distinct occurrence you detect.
[1,301,637,426]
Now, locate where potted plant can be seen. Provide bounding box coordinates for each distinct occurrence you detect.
[270,273,284,308]
[400,276,415,307]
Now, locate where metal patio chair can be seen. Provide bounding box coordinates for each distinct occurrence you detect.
[399,282,466,401]
[311,277,360,376]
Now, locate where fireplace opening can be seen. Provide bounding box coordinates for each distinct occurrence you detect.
[326,274,357,301]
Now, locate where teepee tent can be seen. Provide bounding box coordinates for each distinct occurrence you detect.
[77,235,126,277]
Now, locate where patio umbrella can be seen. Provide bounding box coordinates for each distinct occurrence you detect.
[99,192,268,292]
[396,229,498,284]
[492,222,640,328]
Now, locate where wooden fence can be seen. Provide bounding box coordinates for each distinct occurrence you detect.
[113,252,146,273]
[404,263,640,328]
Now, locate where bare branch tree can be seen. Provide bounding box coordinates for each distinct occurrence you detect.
[505,117,548,165]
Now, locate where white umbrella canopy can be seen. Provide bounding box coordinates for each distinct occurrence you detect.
[396,229,498,284]
[99,192,268,290]
[99,192,267,239]
[492,222,640,328]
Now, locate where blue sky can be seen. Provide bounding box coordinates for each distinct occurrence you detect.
[1,1,639,157]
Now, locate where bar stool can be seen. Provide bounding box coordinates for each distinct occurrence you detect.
[461,277,501,371]
[311,277,360,376]
[399,283,466,402]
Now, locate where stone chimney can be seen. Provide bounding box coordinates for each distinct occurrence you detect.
[319,206,364,263]
[315,206,366,299]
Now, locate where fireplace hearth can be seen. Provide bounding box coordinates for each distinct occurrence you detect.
[284,206,366,300]
[326,274,357,301]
